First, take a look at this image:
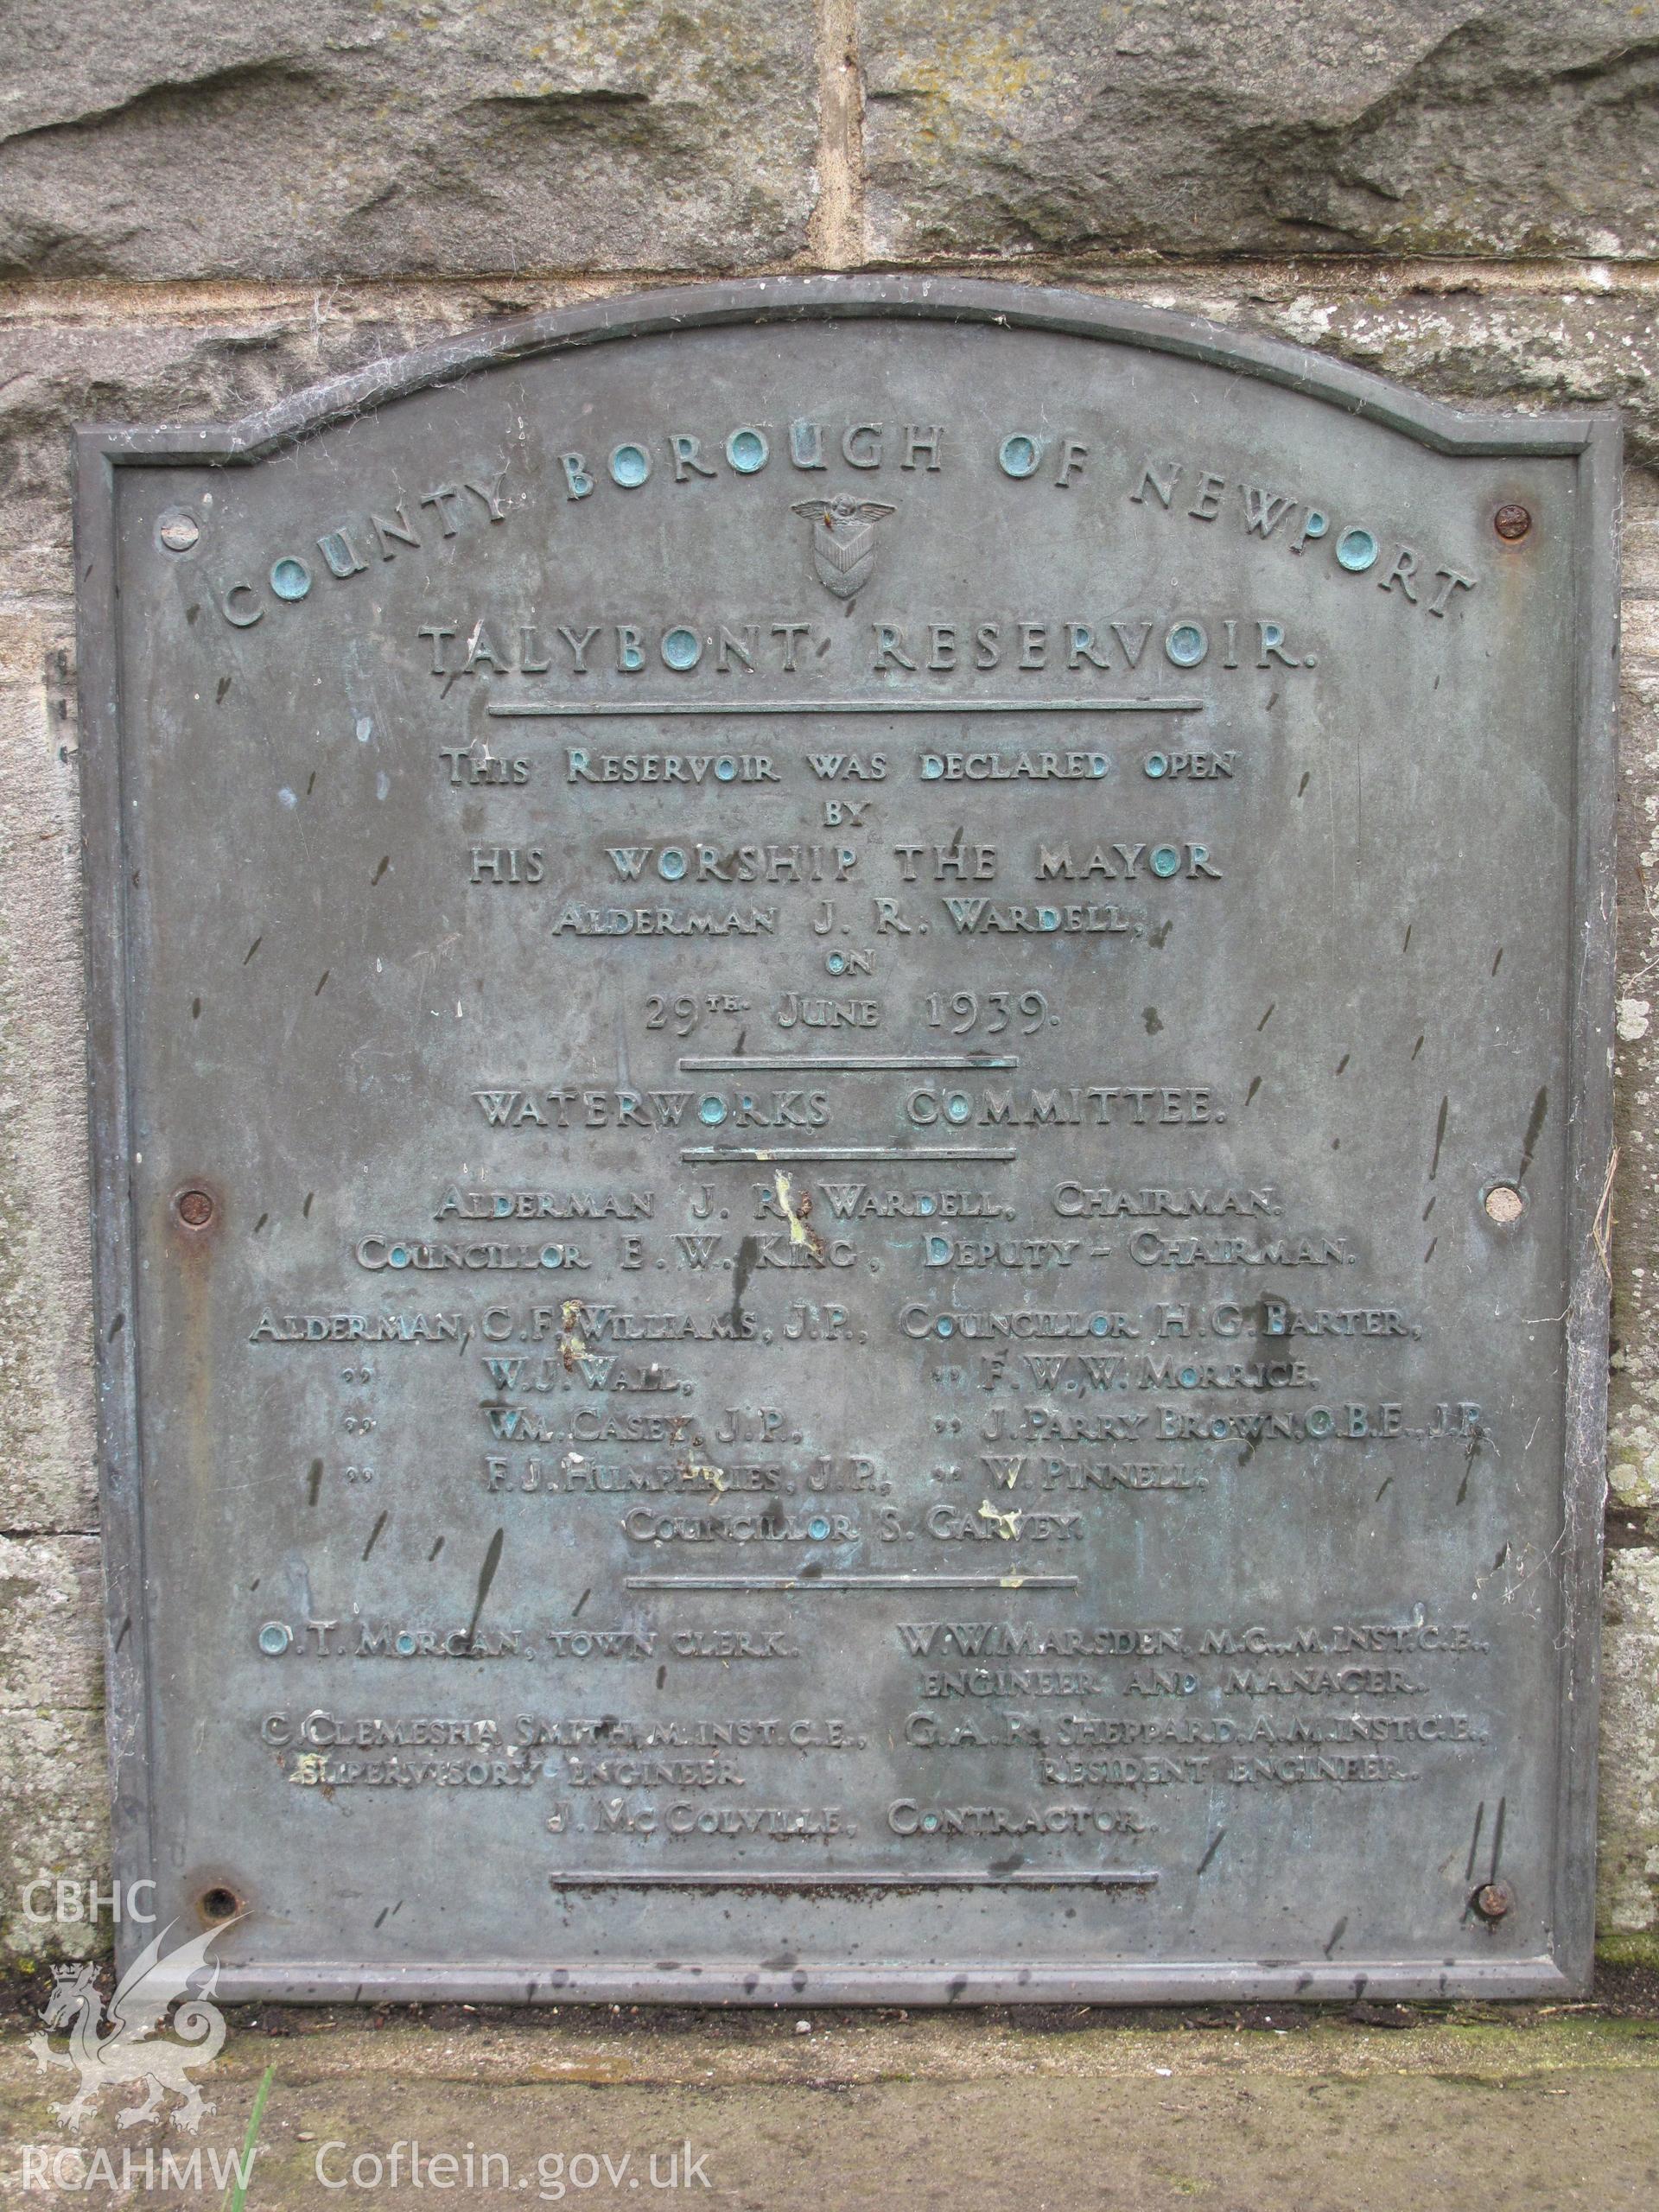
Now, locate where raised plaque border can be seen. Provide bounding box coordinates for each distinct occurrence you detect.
[74,276,1620,2005]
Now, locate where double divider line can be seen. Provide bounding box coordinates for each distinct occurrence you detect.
[623,1573,1079,1592]
[679,1053,1017,1073]
[489,696,1204,718]
[545,1870,1159,1889]
[679,1144,1014,1162]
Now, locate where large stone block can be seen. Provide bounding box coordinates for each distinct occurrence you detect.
[1600,1550,1659,1947]
[0,613,94,1535]
[0,1536,103,1711]
[0,1708,111,1961]
[862,2,1659,260]
[0,1541,108,1958]
[0,2,818,279]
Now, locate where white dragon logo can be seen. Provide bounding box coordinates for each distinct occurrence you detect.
[26,1918,236,2133]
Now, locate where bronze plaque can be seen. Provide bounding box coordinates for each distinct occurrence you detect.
[78,279,1618,2003]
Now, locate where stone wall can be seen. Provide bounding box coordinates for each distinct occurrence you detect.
[1,0,1655,1965]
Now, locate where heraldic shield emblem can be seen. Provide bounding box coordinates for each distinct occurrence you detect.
[791,494,897,598]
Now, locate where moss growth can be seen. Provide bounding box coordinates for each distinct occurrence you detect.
[1599,1929,1659,1970]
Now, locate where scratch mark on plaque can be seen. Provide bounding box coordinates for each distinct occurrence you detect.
[315,970,330,995]
[1456,1421,1491,1505]
[1196,1828,1225,1876]
[1428,1096,1448,1180]
[465,1528,505,1648]
[1423,1197,1435,1222]
[729,1235,758,1334]
[371,855,390,886]
[362,1511,389,1560]
[1490,1797,1507,1878]
[243,937,262,964]
[1257,1004,1274,1031]
[1375,1477,1392,1503]
[684,1461,728,1494]
[1517,1085,1548,1183]
[976,1500,1021,1540]
[1402,923,1412,953]
[307,1459,323,1507]
[1424,1238,1438,1264]
[1335,1054,1349,1076]
[1410,1034,1424,1059]
[1244,1077,1262,1108]
[428,1537,444,1561]
[113,1615,130,1653]
[1491,946,1504,976]
[1322,1916,1348,1957]
[572,1587,591,1618]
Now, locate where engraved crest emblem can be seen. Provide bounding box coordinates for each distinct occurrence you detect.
[791,494,897,599]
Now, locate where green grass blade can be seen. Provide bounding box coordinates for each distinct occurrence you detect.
[223,2061,275,2212]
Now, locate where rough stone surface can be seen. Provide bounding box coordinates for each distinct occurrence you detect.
[0,1540,104,1961]
[862,1,1659,261]
[1601,1553,1659,1945]
[0,613,93,1537]
[0,2,819,279]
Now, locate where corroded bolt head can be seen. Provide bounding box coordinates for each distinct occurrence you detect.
[1494,504,1532,543]
[1484,1183,1525,1225]
[175,1188,215,1228]
[1473,1879,1514,1921]
[158,511,200,553]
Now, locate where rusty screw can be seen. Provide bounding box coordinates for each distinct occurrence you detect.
[175,1188,215,1229]
[1484,1183,1525,1226]
[1473,1879,1514,1922]
[1494,504,1532,543]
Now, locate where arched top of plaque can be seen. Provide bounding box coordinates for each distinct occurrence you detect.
[77,275,1614,465]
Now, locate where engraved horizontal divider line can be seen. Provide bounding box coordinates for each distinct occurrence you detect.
[678,1145,1017,1163]
[622,1573,1079,1590]
[485,697,1206,717]
[677,1053,1019,1071]
[543,1872,1159,1889]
